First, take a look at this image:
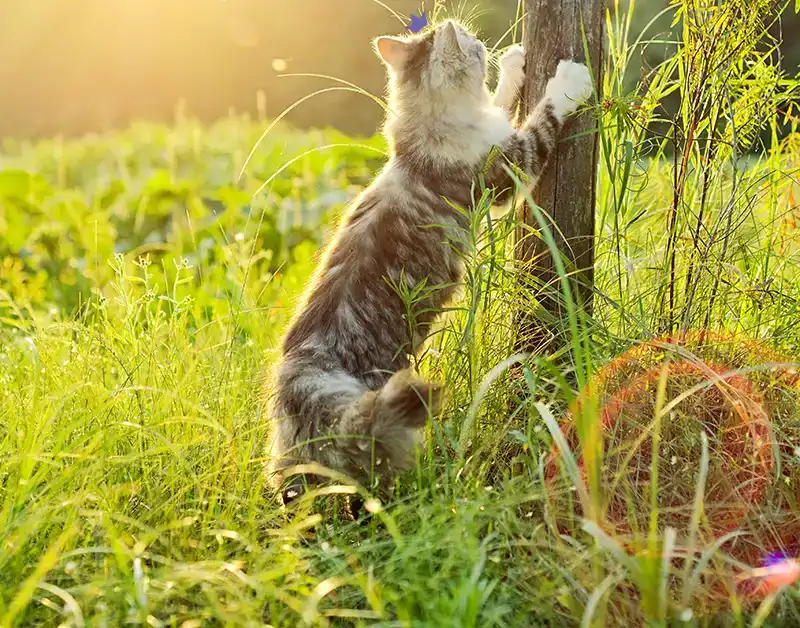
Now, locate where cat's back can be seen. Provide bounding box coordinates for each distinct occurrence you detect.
[333,163,461,258]
[280,162,463,376]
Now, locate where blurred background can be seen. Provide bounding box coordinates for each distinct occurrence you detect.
[1,0,798,140]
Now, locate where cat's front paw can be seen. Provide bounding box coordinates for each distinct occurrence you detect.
[545,60,593,121]
[499,45,526,88]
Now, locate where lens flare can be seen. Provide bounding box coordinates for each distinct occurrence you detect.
[544,330,800,603]
[738,556,800,597]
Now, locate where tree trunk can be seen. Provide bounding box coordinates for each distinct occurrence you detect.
[515,0,603,352]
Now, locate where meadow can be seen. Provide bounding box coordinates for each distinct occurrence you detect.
[2,0,800,626]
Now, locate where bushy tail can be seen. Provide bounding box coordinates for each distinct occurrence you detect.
[269,365,443,498]
[337,368,443,472]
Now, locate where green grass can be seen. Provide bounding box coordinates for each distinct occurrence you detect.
[2,0,800,625]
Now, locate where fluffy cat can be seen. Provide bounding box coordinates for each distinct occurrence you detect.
[267,20,592,503]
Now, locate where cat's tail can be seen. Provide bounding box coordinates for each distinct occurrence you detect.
[336,368,443,470]
[269,365,442,492]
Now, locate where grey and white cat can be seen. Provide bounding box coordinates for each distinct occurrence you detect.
[267,20,592,502]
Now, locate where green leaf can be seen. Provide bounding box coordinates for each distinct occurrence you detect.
[0,170,50,202]
[2,202,29,251]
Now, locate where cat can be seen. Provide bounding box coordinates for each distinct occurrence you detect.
[267,19,593,505]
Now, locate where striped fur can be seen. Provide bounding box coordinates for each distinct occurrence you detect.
[266,21,592,501]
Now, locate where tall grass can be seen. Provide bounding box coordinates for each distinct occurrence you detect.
[1,0,799,625]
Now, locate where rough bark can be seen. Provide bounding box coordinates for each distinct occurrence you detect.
[515,0,604,352]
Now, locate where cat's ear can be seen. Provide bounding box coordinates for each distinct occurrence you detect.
[375,36,411,68]
[439,21,465,55]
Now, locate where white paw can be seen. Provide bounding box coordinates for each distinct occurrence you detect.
[499,45,526,87]
[545,60,593,121]
[500,45,525,71]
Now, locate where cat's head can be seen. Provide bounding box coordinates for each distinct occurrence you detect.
[375,20,488,105]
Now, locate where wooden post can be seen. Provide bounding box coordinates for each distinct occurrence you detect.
[515,0,603,352]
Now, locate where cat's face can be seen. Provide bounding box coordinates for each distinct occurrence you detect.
[375,20,488,102]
